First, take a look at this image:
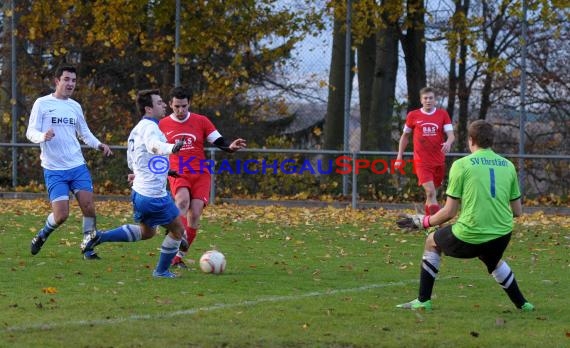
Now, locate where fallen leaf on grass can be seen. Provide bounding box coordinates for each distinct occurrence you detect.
[42,287,57,294]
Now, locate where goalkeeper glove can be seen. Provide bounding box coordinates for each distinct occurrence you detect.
[396,214,431,230]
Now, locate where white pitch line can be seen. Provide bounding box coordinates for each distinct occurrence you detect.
[3,279,421,333]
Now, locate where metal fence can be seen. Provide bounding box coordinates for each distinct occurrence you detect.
[1,143,568,208]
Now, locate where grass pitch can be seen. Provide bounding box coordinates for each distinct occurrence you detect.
[0,199,568,347]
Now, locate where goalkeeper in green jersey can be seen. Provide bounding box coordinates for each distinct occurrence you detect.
[396,120,534,312]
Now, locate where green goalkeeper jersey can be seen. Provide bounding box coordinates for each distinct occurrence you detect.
[446,148,521,244]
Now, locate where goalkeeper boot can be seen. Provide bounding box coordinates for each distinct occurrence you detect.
[520,302,535,312]
[396,298,432,311]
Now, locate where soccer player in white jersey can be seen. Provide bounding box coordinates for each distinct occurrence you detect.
[26,65,113,260]
[81,89,186,278]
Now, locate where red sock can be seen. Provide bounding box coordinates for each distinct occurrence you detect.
[180,215,189,229]
[424,204,430,215]
[180,215,197,247]
[428,204,440,215]
[171,255,183,265]
[186,227,197,246]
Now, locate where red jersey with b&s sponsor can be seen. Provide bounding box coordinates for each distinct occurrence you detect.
[158,112,219,173]
[404,108,452,166]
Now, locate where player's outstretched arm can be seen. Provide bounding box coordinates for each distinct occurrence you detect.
[396,197,459,230]
[213,137,246,153]
[229,138,247,151]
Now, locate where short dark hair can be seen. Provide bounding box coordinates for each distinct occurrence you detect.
[55,65,77,79]
[468,120,494,148]
[419,86,435,97]
[169,86,192,101]
[136,89,160,116]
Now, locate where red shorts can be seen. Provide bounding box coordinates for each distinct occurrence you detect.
[168,173,211,205]
[415,163,445,188]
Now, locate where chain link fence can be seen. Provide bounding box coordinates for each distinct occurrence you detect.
[1,143,568,208]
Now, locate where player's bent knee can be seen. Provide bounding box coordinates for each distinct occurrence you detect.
[54,215,68,225]
[168,229,184,240]
[425,232,438,250]
[140,226,157,240]
[52,210,70,225]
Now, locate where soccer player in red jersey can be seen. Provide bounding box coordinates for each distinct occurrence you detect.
[395,87,455,215]
[159,86,246,268]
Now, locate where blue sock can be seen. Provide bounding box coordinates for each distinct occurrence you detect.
[100,224,142,243]
[38,213,59,239]
[155,235,181,273]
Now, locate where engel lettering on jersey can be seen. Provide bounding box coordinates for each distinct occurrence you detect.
[470,157,509,167]
[421,122,439,137]
[51,116,77,125]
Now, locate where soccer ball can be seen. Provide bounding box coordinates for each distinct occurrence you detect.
[199,250,226,274]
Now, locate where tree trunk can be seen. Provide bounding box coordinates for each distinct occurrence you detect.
[478,1,506,121]
[357,35,376,151]
[479,72,494,120]
[324,17,354,151]
[455,0,470,152]
[401,0,426,112]
[457,37,469,152]
[362,21,399,151]
[447,57,457,121]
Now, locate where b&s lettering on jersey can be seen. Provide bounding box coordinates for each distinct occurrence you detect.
[422,122,438,136]
[184,137,194,148]
[51,116,76,125]
[175,133,197,150]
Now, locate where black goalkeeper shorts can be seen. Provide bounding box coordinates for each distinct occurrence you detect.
[434,225,512,273]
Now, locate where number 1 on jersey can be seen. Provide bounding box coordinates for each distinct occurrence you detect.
[489,168,496,198]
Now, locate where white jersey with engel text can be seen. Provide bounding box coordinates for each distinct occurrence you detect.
[127,118,176,198]
[26,94,102,170]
